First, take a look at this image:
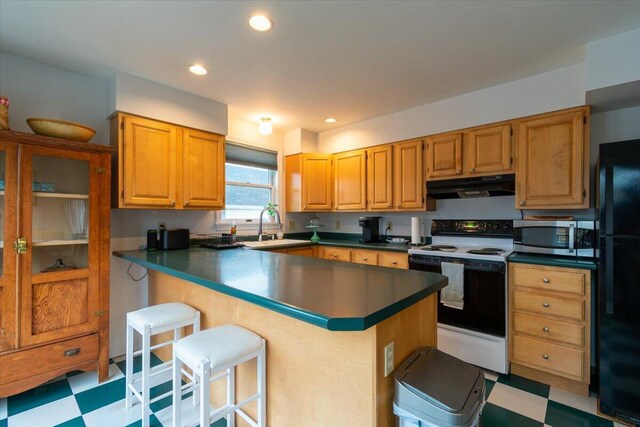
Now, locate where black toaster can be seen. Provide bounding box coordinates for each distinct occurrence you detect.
[158,228,190,250]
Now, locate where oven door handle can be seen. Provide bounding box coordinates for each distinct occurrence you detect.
[568,223,575,253]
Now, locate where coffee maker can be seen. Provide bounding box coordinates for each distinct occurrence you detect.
[359,216,381,243]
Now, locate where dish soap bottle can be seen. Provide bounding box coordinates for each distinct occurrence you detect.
[230,221,237,241]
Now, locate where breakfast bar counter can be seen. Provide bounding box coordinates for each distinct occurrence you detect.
[114,248,447,426]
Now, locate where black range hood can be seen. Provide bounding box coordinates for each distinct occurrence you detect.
[427,174,515,199]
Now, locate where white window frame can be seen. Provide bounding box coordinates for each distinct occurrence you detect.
[216,163,279,231]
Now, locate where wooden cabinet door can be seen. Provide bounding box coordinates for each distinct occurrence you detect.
[516,109,587,209]
[301,154,332,211]
[122,115,177,207]
[426,132,462,179]
[395,139,424,210]
[367,145,393,211]
[18,146,100,347]
[333,149,367,210]
[182,129,225,209]
[466,124,512,175]
[0,142,18,352]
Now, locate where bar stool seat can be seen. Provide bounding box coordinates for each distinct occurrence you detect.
[128,302,199,332]
[173,324,266,427]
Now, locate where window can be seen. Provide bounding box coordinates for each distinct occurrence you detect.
[217,143,278,225]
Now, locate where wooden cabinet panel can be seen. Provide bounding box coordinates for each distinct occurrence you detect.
[426,132,462,179]
[320,247,352,262]
[514,312,584,347]
[367,145,393,211]
[286,247,316,258]
[513,335,584,381]
[122,115,177,207]
[513,290,584,322]
[334,149,367,211]
[516,108,589,209]
[511,264,585,296]
[378,252,409,270]
[182,129,225,208]
[285,154,332,212]
[352,249,378,266]
[466,124,512,175]
[395,139,424,210]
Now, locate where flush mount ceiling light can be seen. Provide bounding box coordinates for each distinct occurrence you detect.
[259,117,273,135]
[189,64,207,75]
[325,117,337,124]
[249,15,272,31]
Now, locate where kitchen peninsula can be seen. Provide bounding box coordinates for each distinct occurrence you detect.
[114,247,446,426]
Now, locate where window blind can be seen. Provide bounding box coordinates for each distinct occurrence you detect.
[225,143,278,171]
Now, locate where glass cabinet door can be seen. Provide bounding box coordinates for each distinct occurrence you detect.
[19,145,100,347]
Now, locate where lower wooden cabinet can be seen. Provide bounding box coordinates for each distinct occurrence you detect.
[319,246,353,262]
[270,246,318,258]
[320,246,408,270]
[509,263,591,395]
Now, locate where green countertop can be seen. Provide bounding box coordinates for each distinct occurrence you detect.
[114,248,447,331]
[508,252,598,270]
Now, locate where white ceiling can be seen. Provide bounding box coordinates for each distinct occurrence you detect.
[1,1,640,133]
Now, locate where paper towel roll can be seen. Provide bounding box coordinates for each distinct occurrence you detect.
[411,217,422,244]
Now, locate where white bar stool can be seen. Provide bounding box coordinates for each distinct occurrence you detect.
[172,324,266,427]
[126,302,201,427]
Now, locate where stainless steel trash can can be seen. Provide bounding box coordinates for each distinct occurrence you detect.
[393,347,486,427]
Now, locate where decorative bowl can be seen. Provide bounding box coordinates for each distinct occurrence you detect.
[26,118,96,142]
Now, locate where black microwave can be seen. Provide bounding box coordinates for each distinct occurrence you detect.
[513,220,597,258]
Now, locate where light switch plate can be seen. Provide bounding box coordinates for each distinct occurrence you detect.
[384,342,395,377]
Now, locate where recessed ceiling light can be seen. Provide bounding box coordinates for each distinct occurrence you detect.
[249,15,272,31]
[259,117,273,135]
[325,117,337,124]
[189,64,207,75]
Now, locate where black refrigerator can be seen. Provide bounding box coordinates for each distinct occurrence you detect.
[598,139,640,424]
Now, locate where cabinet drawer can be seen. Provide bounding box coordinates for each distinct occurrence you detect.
[513,335,584,381]
[514,290,584,322]
[378,252,408,269]
[511,264,585,295]
[352,249,378,265]
[514,312,584,347]
[0,334,98,385]
[321,247,352,262]
[286,247,316,258]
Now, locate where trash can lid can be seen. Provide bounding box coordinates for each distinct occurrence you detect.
[399,348,482,413]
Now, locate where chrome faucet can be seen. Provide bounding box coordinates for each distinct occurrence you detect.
[257,208,282,241]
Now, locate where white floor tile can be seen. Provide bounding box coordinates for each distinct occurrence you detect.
[82,398,142,427]
[7,396,80,427]
[487,382,548,422]
[482,370,499,382]
[68,363,124,394]
[0,398,7,419]
[548,386,598,415]
[111,354,126,364]
[154,398,215,427]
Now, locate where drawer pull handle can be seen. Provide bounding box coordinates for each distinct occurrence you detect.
[543,302,550,308]
[362,257,368,261]
[64,348,81,357]
[392,261,398,265]
[333,254,338,257]
[543,354,549,360]
[543,327,549,332]
[543,278,550,284]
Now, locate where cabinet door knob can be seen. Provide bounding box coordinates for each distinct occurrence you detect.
[184,200,190,206]
[388,203,392,208]
[333,254,338,257]
[543,327,549,332]
[519,200,526,206]
[543,302,550,308]
[170,200,176,206]
[362,257,368,261]
[469,168,476,173]
[543,354,549,360]
[455,169,462,174]
[304,205,308,209]
[543,278,550,284]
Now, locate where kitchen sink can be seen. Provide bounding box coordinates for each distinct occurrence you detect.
[243,239,311,249]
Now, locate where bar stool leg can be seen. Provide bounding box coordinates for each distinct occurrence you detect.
[125,321,135,408]
[141,324,151,427]
[227,367,235,427]
[199,361,211,427]
[172,349,182,427]
[257,340,266,427]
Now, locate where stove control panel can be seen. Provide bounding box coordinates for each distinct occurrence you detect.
[431,220,513,237]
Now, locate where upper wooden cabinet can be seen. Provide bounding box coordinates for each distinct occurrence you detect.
[111,112,225,209]
[516,107,589,209]
[367,145,394,211]
[425,132,463,179]
[334,149,367,211]
[465,124,512,176]
[394,139,425,210]
[285,153,332,212]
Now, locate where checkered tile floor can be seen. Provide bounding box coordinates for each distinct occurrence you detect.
[0,354,627,427]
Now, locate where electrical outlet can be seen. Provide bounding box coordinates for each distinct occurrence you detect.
[288,220,296,230]
[384,342,395,377]
[387,221,392,230]
[158,222,167,230]
[336,220,341,230]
